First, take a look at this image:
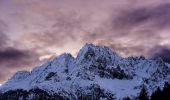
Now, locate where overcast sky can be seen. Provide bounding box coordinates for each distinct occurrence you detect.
[0,0,170,83]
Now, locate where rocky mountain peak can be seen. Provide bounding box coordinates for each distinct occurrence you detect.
[0,43,170,100]
[76,43,120,64]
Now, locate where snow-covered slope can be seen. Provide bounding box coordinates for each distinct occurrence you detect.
[0,43,170,100]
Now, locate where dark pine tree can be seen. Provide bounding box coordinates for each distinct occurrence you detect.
[161,82,170,99]
[151,87,162,100]
[138,85,149,100]
[151,82,170,100]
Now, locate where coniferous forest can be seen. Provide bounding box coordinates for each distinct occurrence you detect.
[136,82,170,100]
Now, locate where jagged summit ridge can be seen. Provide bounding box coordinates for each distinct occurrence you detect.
[77,43,119,60]
[0,43,170,100]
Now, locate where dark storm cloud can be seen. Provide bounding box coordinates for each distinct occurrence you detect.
[0,22,38,67]
[113,3,170,30]
[149,46,170,63]
[0,47,39,67]
[93,3,170,56]
[0,21,40,82]
[0,45,40,82]
[0,48,28,61]
[0,46,40,82]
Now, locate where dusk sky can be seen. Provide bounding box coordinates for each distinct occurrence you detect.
[0,0,170,83]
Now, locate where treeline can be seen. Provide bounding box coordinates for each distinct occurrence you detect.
[151,82,170,100]
[123,82,170,100]
[124,82,170,100]
[0,88,67,100]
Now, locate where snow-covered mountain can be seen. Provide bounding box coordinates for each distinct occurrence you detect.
[0,43,170,100]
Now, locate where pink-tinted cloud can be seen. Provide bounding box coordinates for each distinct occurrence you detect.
[0,21,40,82]
[0,0,170,82]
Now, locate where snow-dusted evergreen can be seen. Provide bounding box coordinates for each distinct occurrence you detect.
[0,43,170,100]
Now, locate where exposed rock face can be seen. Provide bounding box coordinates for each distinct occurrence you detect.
[0,43,170,100]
